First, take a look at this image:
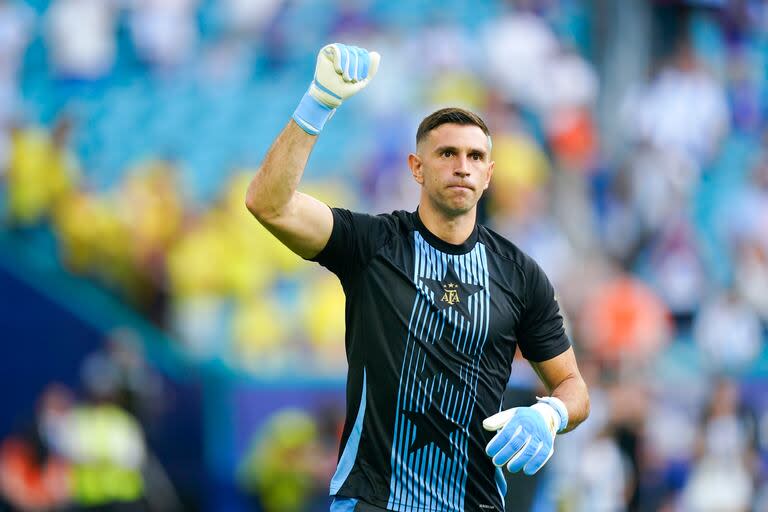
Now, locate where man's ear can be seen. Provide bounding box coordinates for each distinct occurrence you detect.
[408,153,424,184]
[483,160,495,190]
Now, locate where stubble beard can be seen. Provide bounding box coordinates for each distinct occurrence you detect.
[429,189,478,219]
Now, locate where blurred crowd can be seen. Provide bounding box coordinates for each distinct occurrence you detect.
[2,0,768,510]
[0,329,181,511]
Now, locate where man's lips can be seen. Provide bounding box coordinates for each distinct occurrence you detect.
[447,183,474,191]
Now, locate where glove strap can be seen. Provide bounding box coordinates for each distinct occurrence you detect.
[536,396,569,433]
[292,86,336,135]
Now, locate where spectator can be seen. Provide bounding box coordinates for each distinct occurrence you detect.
[485,121,575,286]
[45,0,117,81]
[646,216,706,321]
[579,275,673,365]
[482,10,559,107]
[569,428,633,511]
[682,379,757,511]
[58,401,149,510]
[537,46,599,172]
[621,38,729,167]
[219,0,284,37]
[0,0,34,137]
[80,328,165,426]
[128,0,199,71]
[6,117,79,226]
[0,384,73,511]
[238,409,329,512]
[693,288,762,372]
[728,154,768,321]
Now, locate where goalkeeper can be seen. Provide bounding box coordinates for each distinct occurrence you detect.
[246,43,590,512]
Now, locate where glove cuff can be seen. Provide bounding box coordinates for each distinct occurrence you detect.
[535,396,569,433]
[292,87,336,135]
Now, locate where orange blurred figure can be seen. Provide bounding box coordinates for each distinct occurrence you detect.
[579,276,673,363]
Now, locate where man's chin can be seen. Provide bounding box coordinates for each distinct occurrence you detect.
[421,191,481,217]
[438,199,476,217]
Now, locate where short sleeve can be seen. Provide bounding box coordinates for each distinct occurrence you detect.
[516,259,571,362]
[308,207,394,282]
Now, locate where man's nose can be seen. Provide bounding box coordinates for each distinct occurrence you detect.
[454,155,470,177]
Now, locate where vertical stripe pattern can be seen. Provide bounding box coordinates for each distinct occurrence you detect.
[387,233,490,511]
[331,369,367,495]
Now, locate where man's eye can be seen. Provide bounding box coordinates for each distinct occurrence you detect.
[442,150,454,157]
[471,153,482,160]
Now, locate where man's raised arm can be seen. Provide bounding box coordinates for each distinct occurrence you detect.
[245,43,380,259]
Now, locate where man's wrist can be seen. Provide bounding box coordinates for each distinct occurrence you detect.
[535,396,569,433]
[292,87,337,135]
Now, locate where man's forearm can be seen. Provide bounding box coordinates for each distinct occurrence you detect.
[247,44,379,220]
[245,120,317,220]
[551,374,589,433]
[484,361,590,475]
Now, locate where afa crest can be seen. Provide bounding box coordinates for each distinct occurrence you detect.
[420,263,483,320]
[441,283,460,305]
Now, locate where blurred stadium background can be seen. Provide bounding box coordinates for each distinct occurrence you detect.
[1,0,767,510]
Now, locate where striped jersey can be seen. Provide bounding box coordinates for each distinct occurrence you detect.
[311,208,570,512]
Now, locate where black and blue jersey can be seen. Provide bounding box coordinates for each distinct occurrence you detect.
[311,208,570,512]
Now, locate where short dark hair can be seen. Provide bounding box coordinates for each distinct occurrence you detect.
[415,107,491,146]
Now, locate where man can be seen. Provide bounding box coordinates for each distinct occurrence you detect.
[246,43,589,512]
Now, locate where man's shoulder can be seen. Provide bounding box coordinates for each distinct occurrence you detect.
[332,208,415,244]
[372,209,412,221]
[477,224,536,272]
[357,208,416,233]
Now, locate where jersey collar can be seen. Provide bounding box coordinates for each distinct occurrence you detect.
[412,209,479,255]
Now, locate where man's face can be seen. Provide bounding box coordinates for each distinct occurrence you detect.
[409,123,494,216]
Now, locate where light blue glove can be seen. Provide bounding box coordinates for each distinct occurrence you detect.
[483,396,568,475]
[292,43,381,135]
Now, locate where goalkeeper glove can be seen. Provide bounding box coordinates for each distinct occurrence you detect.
[292,43,381,135]
[483,396,568,475]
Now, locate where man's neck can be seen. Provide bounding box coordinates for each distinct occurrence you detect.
[417,201,477,245]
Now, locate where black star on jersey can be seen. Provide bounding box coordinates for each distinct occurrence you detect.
[418,341,470,391]
[420,263,483,321]
[402,401,462,459]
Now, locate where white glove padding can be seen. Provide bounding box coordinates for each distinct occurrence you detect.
[311,43,381,108]
[293,43,380,135]
[483,396,568,475]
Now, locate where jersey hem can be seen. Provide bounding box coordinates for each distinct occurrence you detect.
[332,492,504,511]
